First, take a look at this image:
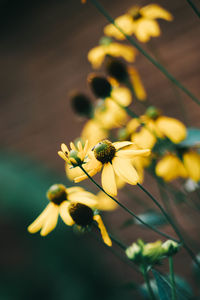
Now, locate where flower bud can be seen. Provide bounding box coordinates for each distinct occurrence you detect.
[162,240,179,256]
[88,74,112,99]
[143,240,165,264]
[145,106,160,119]
[125,243,141,261]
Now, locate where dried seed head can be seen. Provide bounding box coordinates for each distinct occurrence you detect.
[94,140,116,164]
[106,58,129,83]
[70,92,93,118]
[47,184,67,205]
[69,202,94,226]
[88,74,112,99]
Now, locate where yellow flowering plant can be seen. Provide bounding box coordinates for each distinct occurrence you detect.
[26,1,200,299]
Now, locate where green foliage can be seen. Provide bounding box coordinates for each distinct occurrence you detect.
[179,128,200,147]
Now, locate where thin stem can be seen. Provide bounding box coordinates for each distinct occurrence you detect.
[169,256,177,300]
[79,165,178,242]
[89,0,200,106]
[137,183,200,269]
[187,0,200,18]
[142,268,157,300]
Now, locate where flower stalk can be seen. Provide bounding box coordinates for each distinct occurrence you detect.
[169,256,177,300]
[142,268,157,300]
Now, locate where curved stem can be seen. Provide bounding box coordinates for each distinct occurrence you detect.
[142,268,157,300]
[169,256,177,300]
[79,165,179,242]
[137,183,200,269]
[89,0,200,106]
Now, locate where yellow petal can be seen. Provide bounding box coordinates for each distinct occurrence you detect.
[113,141,133,150]
[155,154,187,181]
[96,191,118,211]
[68,191,98,207]
[141,4,173,21]
[58,151,68,162]
[116,148,150,159]
[111,86,132,106]
[128,67,147,101]
[40,204,59,236]
[93,215,112,247]
[112,157,139,185]
[88,46,106,68]
[107,43,136,63]
[135,19,160,42]
[183,152,200,182]
[104,14,134,40]
[70,142,76,151]
[66,186,85,194]
[28,203,52,234]
[156,116,186,143]
[59,202,74,226]
[132,129,157,149]
[61,143,69,154]
[101,163,117,196]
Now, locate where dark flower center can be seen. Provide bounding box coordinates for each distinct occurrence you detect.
[88,74,112,99]
[47,184,67,205]
[69,202,94,226]
[106,58,129,83]
[94,140,116,164]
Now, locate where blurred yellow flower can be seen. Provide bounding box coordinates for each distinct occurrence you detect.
[88,40,137,69]
[183,151,200,182]
[75,140,150,196]
[155,154,187,181]
[104,4,173,42]
[28,184,112,246]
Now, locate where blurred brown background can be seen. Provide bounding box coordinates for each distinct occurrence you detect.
[0,0,200,299]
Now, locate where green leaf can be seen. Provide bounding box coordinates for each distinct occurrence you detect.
[152,269,171,300]
[121,210,167,229]
[179,127,200,147]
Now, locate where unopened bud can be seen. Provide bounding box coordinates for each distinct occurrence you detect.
[162,240,179,256]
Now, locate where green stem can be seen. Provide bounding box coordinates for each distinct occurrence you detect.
[79,165,178,242]
[169,256,177,300]
[137,183,200,269]
[187,0,200,18]
[89,0,200,106]
[142,268,157,300]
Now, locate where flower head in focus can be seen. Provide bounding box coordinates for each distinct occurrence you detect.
[104,4,173,43]
[75,139,150,196]
[58,140,89,167]
[28,184,112,246]
[88,36,137,69]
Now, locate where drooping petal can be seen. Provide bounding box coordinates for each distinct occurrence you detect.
[27,203,52,234]
[93,215,112,247]
[88,46,106,68]
[141,4,173,21]
[116,148,150,159]
[155,116,186,143]
[101,163,117,196]
[113,141,133,150]
[107,43,137,63]
[128,67,147,101]
[40,204,59,236]
[96,191,118,211]
[104,14,134,40]
[66,186,85,194]
[59,202,74,226]
[134,19,160,42]
[111,86,132,107]
[112,157,139,185]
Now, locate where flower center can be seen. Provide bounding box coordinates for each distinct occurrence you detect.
[94,140,116,164]
[69,202,94,226]
[47,184,67,205]
[129,7,142,21]
[88,74,112,99]
[106,58,129,83]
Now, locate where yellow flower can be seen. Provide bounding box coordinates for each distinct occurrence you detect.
[128,66,147,101]
[81,119,108,149]
[58,140,89,167]
[96,191,118,211]
[155,154,187,181]
[88,40,137,69]
[28,184,112,246]
[155,116,186,144]
[183,151,200,182]
[104,4,173,42]
[127,116,161,149]
[75,140,150,196]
